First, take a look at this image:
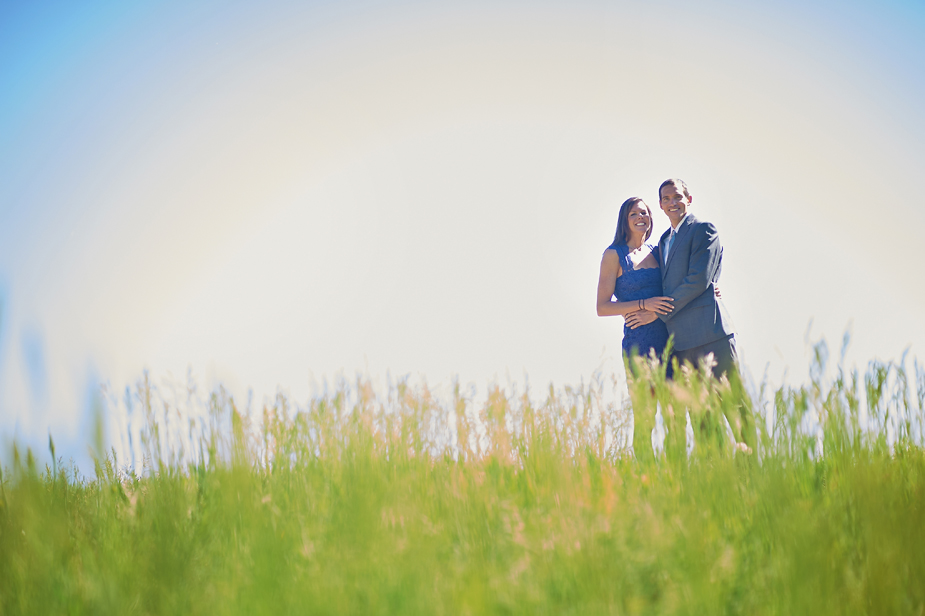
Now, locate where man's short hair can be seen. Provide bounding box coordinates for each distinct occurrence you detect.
[659,178,690,200]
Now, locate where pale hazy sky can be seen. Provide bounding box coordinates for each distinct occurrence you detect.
[2,0,924,462]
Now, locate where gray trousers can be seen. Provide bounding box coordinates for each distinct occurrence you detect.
[671,334,757,449]
[672,334,738,380]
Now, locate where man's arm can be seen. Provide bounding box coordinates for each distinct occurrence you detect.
[659,222,722,322]
[626,309,658,329]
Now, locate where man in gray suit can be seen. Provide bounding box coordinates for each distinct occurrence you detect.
[639,178,755,451]
[656,178,738,378]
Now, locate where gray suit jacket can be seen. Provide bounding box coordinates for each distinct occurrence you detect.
[658,214,735,352]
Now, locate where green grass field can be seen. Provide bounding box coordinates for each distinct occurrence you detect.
[2,345,925,615]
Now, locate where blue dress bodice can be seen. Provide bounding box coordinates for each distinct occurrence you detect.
[608,242,670,360]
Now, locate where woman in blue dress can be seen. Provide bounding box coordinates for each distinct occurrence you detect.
[596,197,673,463]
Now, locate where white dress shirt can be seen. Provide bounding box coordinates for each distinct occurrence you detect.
[663,212,689,264]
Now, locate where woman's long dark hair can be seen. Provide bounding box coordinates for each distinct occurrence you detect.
[612,197,654,246]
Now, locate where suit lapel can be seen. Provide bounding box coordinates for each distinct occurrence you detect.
[658,229,671,277]
[664,214,696,271]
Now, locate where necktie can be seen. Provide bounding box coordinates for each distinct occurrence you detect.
[665,229,676,264]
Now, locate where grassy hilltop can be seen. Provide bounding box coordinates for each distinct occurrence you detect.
[2,347,925,615]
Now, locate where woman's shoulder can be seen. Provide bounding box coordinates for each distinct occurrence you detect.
[605,241,627,256]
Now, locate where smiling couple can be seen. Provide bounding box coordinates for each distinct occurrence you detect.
[596,178,756,461]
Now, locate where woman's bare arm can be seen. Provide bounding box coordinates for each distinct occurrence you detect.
[596,250,673,317]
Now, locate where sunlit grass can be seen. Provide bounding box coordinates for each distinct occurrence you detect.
[2,341,924,614]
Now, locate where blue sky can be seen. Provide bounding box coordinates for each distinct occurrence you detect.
[2,0,924,467]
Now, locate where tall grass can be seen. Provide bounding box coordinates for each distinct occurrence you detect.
[1,345,924,615]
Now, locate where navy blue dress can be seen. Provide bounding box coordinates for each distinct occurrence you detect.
[608,242,670,362]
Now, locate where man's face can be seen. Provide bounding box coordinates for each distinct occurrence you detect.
[659,183,691,227]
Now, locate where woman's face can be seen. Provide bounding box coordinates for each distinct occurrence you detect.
[627,202,651,237]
